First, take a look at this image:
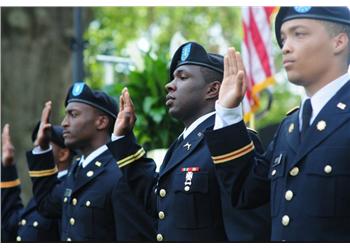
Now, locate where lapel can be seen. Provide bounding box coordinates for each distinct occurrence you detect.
[159,114,215,178]
[72,150,112,193]
[289,81,350,169]
[284,110,301,153]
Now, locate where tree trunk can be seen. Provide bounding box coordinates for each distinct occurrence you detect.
[1,7,90,204]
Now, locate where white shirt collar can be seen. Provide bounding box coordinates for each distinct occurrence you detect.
[80,144,108,168]
[57,169,68,179]
[299,73,350,128]
[181,111,216,139]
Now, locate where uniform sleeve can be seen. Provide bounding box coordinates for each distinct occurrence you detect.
[1,164,24,242]
[107,132,157,211]
[26,150,64,219]
[204,120,272,208]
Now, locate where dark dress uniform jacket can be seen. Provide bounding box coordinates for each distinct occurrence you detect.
[26,149,155,242]
[205,81,350,242]
[1,164,61,242]
[107,114,271,242]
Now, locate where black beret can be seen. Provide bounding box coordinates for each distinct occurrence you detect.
[169,42,224,80]
[32,122,66,149]
[65,82,118,119]
[275,7,350,48]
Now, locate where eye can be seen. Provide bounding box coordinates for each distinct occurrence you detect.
[69,111,78,118]
[295,31,306,38]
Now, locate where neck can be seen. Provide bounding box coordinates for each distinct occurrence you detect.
[57,162,69,172]
[304,64,348,97]
[79,134,110,157]
[182,106,214,128]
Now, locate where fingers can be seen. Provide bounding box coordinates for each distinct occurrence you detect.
[123,88,135,113]
[2,123,10,142]
[236,70,247,96]
[41,101,52,125]
[229,47,238,75]
[119,93,125,113]
[2,124,12,148]
[223,54,229,80]
[235,51,245,75]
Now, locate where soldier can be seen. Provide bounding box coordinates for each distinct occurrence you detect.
[1,123,73,242]
[204,7,350,241]
[27,83,155,241]
[107,42,271,242]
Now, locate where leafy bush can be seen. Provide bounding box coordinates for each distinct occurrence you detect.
[105,49,182,150]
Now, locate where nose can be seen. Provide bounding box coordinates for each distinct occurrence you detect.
[61,115,68,127]
[165,80,176,93]
[281,38,292,55]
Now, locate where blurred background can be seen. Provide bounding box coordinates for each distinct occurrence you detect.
[1,7,304,204]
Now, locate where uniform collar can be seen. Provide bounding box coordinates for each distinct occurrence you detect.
[299,73,350,128]
[80,144,108,168]
[181,111,215,139]
[57,169,68,179]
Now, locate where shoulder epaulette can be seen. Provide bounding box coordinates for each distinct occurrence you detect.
[286,106,300,116]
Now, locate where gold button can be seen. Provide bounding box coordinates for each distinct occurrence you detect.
[72,198,77,206]
[156,233,163,242]
[87,171,94,177]
[33,221,39,227]
[159,189,166,198]
[21,219,26,226]
[67,237,72,242]
[289,167,299,176]
[16,236,21,241]
[184,186,190,192]
[86,200,91,207]
[285,190,293,201]
[95,161,102,167]
[64,197,68,203]
[324,165,332,174]
[317,120,327,131]
[158,211,165,220]
[271,169,277,176]
[282,215,290,226]
[69,218,75,225]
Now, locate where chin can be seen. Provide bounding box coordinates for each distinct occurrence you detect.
[286,72,303,86]
[63,139,76,149]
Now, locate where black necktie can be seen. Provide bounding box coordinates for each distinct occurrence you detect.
[74,160,83,179]
[301,99,312,140]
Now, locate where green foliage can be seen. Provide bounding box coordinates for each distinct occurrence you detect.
[84,7,242,89]
[256,82,302,130]
[104,49,182,150]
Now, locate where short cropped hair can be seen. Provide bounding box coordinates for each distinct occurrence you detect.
[321,20,350,64]
[199,67,223,85]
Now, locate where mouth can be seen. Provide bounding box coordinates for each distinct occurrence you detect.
[283,59,295,68]
[165,95,175,106]
[62,131,70,138]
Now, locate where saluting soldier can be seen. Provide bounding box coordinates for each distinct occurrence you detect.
[107,42,271,242]
[26,84,155,242]
[1,123,73,242]
[204,7,350,241]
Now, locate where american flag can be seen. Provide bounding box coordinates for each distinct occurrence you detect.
[241,7,277,123]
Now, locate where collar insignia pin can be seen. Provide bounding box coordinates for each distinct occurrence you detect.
[337,102,346,110]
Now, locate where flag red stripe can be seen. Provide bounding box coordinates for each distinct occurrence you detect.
[248,8,271,77]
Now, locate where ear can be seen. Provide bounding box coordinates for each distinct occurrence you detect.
[57,148,71,163]
[333,32,349,56]
[95,115,110,131]
[205,81,221,100]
